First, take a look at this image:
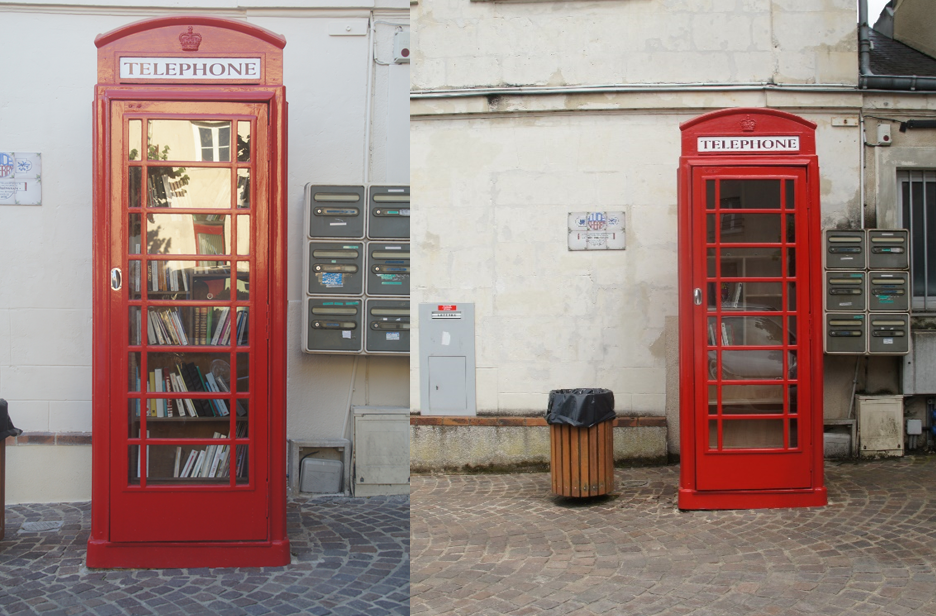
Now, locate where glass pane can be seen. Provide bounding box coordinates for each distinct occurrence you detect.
[787,282,797,311]
[146,214,231,255]
[237,121,251,162]
[741,281,783,311]
[148,120,231,162]
[128,168,142,208]
[129,352,141,391]
[234,308,250,346]
[718,248,783,278]
[129,446,144,484]
[129,399,143,437]
[144,306,236,347]
[789,418,799,448]
[720,385,784,414]
[146,168,232,209]
[188,262,245,301]
[787,248,796,277]
[720,419,785,449]
[706,180,715,210]
[236,352,250,393]
[789,385,798,415]
[237,169,250,209]
[718,214,781,243]
[147,442,232,483]
[235,445,249,485]
[789,316,797,346]
[786,214,796,243]
[719,316,784,346]
[234,399,249,434]
[712,350,785,380]
[706,214,715,243]
[788,351,797,380]
[130,307,141,346]
[145,353,235,418]
[129,261,142,300]
[707,385,718,414]
[707,248,716,277]
[128,120,142,161]
[236,262,250,300]
[236,215,250,255]
[720,180,781,209]
[129,213,141,254]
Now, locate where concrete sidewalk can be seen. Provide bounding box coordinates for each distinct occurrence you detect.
[412,458,936,616]
[0,495,409,615]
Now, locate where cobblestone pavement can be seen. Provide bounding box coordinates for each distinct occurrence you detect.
[0,494,409,615]
[412,458,936,616]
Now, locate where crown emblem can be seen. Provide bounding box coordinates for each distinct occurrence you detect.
[179,27,202,52]
[740,115,756,132]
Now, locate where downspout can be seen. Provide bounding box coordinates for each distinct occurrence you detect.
[859,0,936,91]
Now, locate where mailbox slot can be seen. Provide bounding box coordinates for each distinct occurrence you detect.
[824,230,866,270]
[305,298,363,353]
[868,313,910,354]
[365,299,410,354]
[867,229,909,270]
[825,313,866,354]
[367,185,410,239]
[308,242,364,296]
[307,185,365,239]
[366,242,410,296]
[868,271,910,311]
[825,271,865,311]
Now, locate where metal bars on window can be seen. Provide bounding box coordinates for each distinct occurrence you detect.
[899,170,936,312]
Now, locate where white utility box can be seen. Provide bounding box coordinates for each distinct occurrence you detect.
[352,406,410,497]
[823,433,851,459]
[300,458,343,494]
[858,395,904,458]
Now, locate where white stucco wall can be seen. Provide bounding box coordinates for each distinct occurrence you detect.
[0,0,408,503]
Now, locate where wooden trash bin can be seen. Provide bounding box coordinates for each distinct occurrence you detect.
[550,420,614,498]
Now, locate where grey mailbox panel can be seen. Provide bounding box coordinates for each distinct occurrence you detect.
[868,229,909,270]
[825,313,866,354]
[824,230,866,270]
[365,299,410,354]
[825,271,865,312]
[366,242,410,296]
[306,297,363,353]
[419,303,476,416]
[868,313,910,354]
[368,185,410,239]
[869,271,910,312]
[308,242,364,296]
[307,185,365,239]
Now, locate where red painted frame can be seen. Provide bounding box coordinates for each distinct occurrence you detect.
[89,17,289,568]
[678,108,827,510]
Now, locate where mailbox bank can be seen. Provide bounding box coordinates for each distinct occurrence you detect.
[90,17,289,567]
[678,109,826,510]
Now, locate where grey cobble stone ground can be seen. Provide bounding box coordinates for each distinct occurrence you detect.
[0,494,409,615]
[412,457,936,616]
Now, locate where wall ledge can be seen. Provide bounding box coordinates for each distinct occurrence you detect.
[410,416,666,428]
[5,432,92,446]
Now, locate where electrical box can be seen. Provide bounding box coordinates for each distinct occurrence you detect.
[825,271,865,312]
[393,31,410,64]
[307,241,365,296]
[868,271,909,311]
[868,313,910,355]
[823,230,865,270]
[365,299,410,354]
[876,123,892,146]
[352,406,410,497]
[858,395,904,458]
[368,185,410,239]
[299,458,343,494]
[825,313,866,354]
[419,303,476,416]
[304,297,363,354]
[367,242,410,296]
[867,229,909,270]
[305,185,365,239]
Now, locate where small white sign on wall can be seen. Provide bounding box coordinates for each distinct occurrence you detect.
[0,152,41,205]
[568,211,625,251]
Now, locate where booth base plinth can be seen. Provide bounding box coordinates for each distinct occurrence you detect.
[86,538,291,569]
[678,486,827,510]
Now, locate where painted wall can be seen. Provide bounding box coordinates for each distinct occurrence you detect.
[0,0,409,503]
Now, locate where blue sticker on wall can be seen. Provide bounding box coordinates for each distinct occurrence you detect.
[322,273,343,287]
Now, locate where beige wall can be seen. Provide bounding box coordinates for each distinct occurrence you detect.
[893,0,936,60]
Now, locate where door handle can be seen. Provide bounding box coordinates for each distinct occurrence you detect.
[111,267,122,291]
[694,288,702,306]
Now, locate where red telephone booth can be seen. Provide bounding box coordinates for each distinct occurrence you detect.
[89,16,290,567]
[678,109,827,510]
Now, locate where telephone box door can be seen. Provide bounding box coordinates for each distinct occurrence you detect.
[691,167,812,492]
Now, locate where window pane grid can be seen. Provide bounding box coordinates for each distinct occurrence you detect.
[899,170,936,312]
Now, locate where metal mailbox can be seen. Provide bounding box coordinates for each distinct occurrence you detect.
[824,230,866,270]
[868,271,910,312]
[825,313,866,354]
[365,299,410,354]
[868,313,910,355]
[366,242,410,296]
[825,271,865,312]
[867,229,909,270]
[367,185,410,239]
[306,185,365,239]
[307,242,364,296]
[305,297,363,354]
